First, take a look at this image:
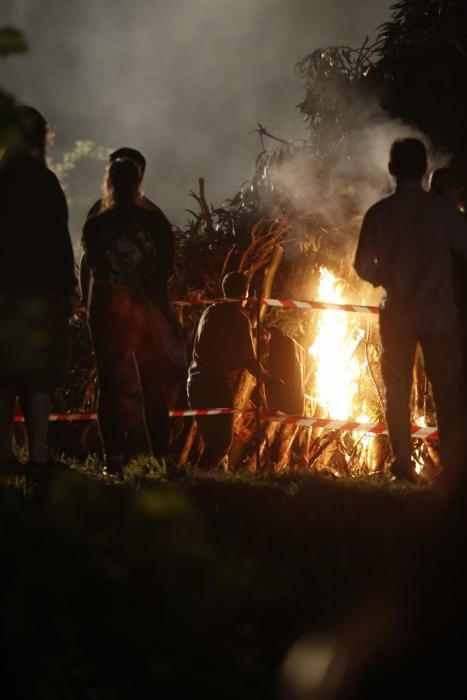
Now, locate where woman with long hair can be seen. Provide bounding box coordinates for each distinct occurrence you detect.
[82,157,175,474]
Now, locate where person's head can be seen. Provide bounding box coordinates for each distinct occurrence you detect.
[14,105,49,162]
[389,137,428,183]
[103,157,142,208]
[109,147,146,180]
[429,167,463,207]
[222,271,249,301]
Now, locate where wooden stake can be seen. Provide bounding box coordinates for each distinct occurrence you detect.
[255,292,262,472]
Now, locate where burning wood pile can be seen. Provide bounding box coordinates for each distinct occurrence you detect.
[56,26,455,479]
[171,189,440,479]
[54,146,441,480]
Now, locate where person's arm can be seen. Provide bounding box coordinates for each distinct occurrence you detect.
[81,218,98,271]
[87,199,103,219]
[79,201,102,308]
[154,210,175,279]
[354,207,381,287]
[79,251,91,309]
[46,171,77,304]
[237,312,272,382]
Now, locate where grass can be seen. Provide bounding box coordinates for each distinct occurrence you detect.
[0,459,441,699]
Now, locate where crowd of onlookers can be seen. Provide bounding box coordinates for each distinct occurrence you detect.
[1,106,467,490]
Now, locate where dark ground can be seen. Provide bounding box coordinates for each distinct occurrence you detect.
[0,465,446,699]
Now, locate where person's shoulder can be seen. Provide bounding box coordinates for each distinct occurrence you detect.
[204,301,224,316]
[43,165,63,187]
[37,165,64,195]
[87,199,103,218]
[138,200,172,226]
[204,301,244,319]
[427,191,466,220]
[141,196,163,214]
[197,302,218,326]
[38,166,69,206]
[83,210,106,235]
[362,194,395,220]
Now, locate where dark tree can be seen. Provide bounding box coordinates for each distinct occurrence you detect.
[376,0,467,156]
[0,26,28,167]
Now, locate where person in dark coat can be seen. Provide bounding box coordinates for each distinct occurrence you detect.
[187,272,270,471]
[264,326,305,415]
[82,157,175,475]
[0,106,76,472]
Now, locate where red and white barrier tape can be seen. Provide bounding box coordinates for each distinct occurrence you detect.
[13,408,250,423]
[14,413,97,423]
[13,411,439,441]
[172,297,379,314]
[169,408,249,417]
[261,298,378,314]
[260,414,439,441]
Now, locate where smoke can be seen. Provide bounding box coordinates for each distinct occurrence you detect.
[1,0,392,240]
[253,77,455,311]
[271,90,451,284]
[275,114,434,226]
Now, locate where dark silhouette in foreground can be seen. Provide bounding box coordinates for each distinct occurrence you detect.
[279,477,467,700]
[429,166,467,407]
[354,138,467,487]
[0,105,76,474]
[80,146,180,460]
[263,326,305,416]
[187,272,270,471]
[82,157,179,474]
[80,146,174,314]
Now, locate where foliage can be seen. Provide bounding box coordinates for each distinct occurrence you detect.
[0,28,27,168]
[48,139,111,193]
[9,6,466,471]
[295,40,380,155]
[375,0,467,156]
[164,2,467,473]
[294,1,467,160]
[0,26,27,56]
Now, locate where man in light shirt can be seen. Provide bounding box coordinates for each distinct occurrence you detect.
[354,138,467,485]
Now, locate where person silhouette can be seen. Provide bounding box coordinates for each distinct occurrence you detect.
[80,147,173,314]
[354,138,467,488]
[0,105,76,474]
[80,148,178,463]
[82,157,175,474]
[187,272,270,471]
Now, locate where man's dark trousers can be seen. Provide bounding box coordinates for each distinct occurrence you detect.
[380,309,465,482]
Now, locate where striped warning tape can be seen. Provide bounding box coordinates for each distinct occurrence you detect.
[14,413,97,423]
[261,298,379,314]
[172,297,379,314]
[260,414,439,441]
[13,408,250,423]
[13,410,438,441]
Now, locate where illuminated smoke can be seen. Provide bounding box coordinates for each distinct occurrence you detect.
[1,0,392,236]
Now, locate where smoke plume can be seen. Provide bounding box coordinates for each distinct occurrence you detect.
[1,0,391,240]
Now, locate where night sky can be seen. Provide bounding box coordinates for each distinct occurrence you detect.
[2,0,392,230]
